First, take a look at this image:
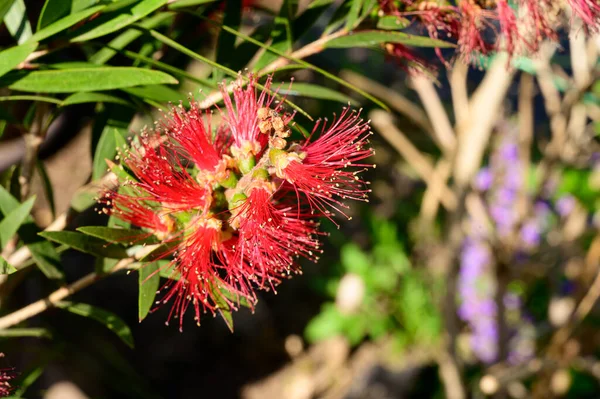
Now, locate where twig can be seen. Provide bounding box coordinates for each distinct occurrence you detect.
[369,110,457,211]
[0,258,134,330]
[449,59,470,133]
[410,75,456,154]
[340,70,434,135]
[453,53,515,187]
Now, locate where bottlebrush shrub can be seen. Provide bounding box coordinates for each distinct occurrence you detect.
[0,354,14,398]
[99,75,374,330]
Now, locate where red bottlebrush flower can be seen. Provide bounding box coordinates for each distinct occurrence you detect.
[568,0,600,31]
[457,1,494,61]
[231,181,321,288]
[518,0,558,51]
[103,74,373,329]
[0,354,14,398]
[495,0,521,55]
[220,74,289,158]
[271,108,373,219]
[121,132,210,211]
[160,217,250,331]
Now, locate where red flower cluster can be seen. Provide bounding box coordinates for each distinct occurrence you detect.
[102,75,373,330]
[379,0,599,71]
[0,354,13,398]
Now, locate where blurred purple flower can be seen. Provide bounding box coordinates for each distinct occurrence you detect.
[556,195,576,218]
[474,168,494,191]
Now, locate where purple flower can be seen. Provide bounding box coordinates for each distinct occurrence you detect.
[474,168,494,191]
[556,195,576,218]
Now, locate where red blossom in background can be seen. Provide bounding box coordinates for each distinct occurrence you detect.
[376,0,600,72]
[0,354,14,398]
[102,75,373,330]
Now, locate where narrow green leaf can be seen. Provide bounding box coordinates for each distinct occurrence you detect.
[0,95,62,104]
[167,0,217,9]
[325,30,455,49]
[0,0,16,23]
[0,196,36,250]
[215,0,241,76]
[30,5,106,42]
[211,284,234,332]
[138,261,160,321]
[123,84,183,103]
[62,92,132,106]
[0,257,17,274]
[35,160,55,219]
[39,231,129,259]
[77,226,160,245]
[57,301,134,348]
[9,67,177,93]
[377,15,411,30]
[117,48,216,89]
[345,0,363,31]
[0,327,52,338]
[89,11,174,65]
[147,28,314,119]
[203,22,390,111]
[72,0,168,42]
[92,119,130,181]
[279,82,355,103]
[0,186,64,280]
[0,41,38,79]
[10,365,45,397]
[4,0,32,44]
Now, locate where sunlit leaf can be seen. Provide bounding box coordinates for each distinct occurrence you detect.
[71,0,168,42]
[0,196,36,250]
[30,5,105,42]
[0,328,52,338]
[0,41,38,79]
[62,92,132,106]
[4,0,32,44]
[325,30,455,48]
[77,226,160,245]
[8,67,178,93]
[138,261,160,321]
[377,15,411,30]
[39,231,129,259]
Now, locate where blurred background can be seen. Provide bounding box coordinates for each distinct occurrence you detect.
[0,1,599,398]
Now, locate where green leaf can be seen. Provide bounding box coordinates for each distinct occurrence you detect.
[4,0,32,44]
[123,84,183,103]
[89,11,174,65]
[138,261,160,321]
[345,0,363,31]
[0,257,17,274]
[39,231,129,259]
[91,110,132,180]
[0,196,36,250]
[325,30,455,49]
[279,82,354,104]
[57,301,134,348]
[77,226,160,245]
[62,91,132,106]
[0,41,38,79]
[0,0,16,23]
[8,67,178,93]
[147,28,314,120]
[167,0,217,9]
[377,15,411,30]
[37,0,71,29]
[0,327,52,338]
[0,187,64,280]
[0,95,62,104]
[71,0,168,42]
[30,5,106,42]
[214,0,242,77]
[204,22,389,111]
